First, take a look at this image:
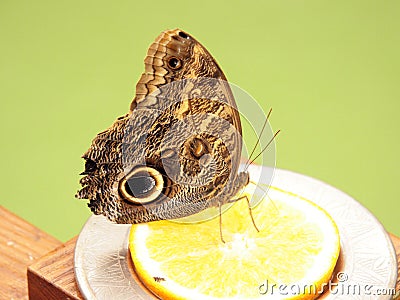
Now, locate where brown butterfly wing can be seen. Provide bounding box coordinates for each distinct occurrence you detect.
[76,29,248,223]
[132,29,243,179]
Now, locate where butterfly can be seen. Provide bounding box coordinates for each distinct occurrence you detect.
[76,29,252,229]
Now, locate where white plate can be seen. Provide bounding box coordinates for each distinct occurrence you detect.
[74,166,398,299]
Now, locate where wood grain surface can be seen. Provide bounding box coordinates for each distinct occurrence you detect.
[27,237,83,300]
[0,206,61,300]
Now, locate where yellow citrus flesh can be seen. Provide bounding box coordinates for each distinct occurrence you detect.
[129,186,340,300]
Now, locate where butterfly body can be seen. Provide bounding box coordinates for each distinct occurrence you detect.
[76,29,249,223]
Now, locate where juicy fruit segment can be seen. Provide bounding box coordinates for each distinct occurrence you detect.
[129,186,340,299]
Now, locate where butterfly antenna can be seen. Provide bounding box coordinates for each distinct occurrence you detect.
[245,130,281,172]
[245,108,272,169]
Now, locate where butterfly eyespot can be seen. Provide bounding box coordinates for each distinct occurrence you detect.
[167,57,182,70]
[189,137,209,159]
[178,31,189,39]
[119,166,164,204]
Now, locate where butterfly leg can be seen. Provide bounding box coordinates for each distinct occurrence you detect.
[244,195,260,232]
[227,195,260,232]
[218,201,226,243]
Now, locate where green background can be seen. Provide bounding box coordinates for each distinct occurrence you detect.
[1,0,399,242]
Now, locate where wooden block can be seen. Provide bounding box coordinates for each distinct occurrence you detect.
[0,206,61,300]
[27,237,83,300]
